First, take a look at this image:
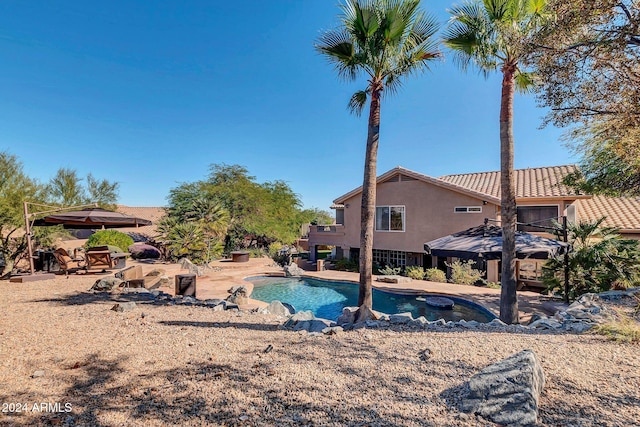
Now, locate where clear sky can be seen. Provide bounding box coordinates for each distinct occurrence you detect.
[0,0,573,211]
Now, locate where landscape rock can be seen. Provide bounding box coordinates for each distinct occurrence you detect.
[128,243,161,260]
[461,349,545,426]
[32,370,45,378]
[294,318,333,333]
[283,310,315,328]
[111,302,137,313]
[389,312,413,324]
[336,307,358,326]
[178,258,212,277]
[283,264,304,277]
[226,285,249,305]
[376,275,412,284]
[529,318,563,330]
[90,277,124,291]
[263,300,292,317]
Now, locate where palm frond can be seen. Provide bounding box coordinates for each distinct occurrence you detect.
[348,89,369,116]
[483,0,510,22]
[514,69,535,93]
[315,30,359,81]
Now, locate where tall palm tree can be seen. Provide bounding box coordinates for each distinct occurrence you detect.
[443,0,550,324]
[316,0,440,319]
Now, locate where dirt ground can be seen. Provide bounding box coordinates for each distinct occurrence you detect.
[1,270,639,427]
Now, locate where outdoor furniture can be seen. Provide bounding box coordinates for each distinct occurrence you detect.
[85,246,130,272]
[86,247,113,272]
[52,248,87,276]
[231,251,250,262]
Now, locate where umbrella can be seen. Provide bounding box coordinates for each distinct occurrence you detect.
[32,207,152,229]
[424,224,569,260]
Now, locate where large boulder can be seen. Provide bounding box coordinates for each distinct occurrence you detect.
[128,243,161,260]
[283,264,304,277]
[262,300,292,317]
[461,349,545,426]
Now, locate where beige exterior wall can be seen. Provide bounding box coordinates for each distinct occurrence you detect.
[337,179,499,253]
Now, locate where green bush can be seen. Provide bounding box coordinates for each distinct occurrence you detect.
[268,242,283,258]
[485,281,501,289]
[86,230,134,253]
[424,268,446,283]
[249,248,267,258]
[378,265,402,276]
[447,260,484,286]
[335,258,358,272]
[405,266,425,280]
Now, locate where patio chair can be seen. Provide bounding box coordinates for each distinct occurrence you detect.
[85,246,114,273]
[53,248,87,277]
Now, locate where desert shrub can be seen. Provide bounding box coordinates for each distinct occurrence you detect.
[268,242,283,258]
[447,260,484,286]
[405,266,425,280]
[249,248,267,258]
[593,320,640,343]
[378,265,401,276]
[485,281,501,289]
[86,230,134,253]
[335,258,358,272]
[424,268,446,283]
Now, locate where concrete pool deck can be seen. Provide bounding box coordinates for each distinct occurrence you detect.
[129,257,564,324]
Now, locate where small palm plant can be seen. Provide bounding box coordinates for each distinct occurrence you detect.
[443,0,551,324]
[316,0,440,319]
[543,217,640,301]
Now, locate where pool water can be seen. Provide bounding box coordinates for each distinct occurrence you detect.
[248,277,495,323]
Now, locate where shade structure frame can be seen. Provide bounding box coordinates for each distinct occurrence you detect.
[424,224,570,261]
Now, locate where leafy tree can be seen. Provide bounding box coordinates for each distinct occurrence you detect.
[543,218,640,301]
[300,208,334,226]
[532,0,640,196]
[165,164,310,256]
[46,168,119,209]
[316,0,440,319]
[444,0,550,324]
[0,152,45,275]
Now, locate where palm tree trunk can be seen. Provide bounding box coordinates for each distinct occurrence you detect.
[358,84,382,314]
[499,64,519,324]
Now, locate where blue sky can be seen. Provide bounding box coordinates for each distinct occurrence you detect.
[0,0,572,211]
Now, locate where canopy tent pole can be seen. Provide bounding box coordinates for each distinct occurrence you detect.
[23,201,36,276]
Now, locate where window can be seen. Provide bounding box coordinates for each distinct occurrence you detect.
[375,206,405,231]
[454,206,482,213]
[518,261,543,282]
[517,206,559,232]
[372,249,406,267]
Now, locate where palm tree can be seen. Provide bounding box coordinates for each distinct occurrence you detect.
[316,0,439,320]
[443,0,550,324]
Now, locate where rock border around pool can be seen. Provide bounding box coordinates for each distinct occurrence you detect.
[93,285,640,336]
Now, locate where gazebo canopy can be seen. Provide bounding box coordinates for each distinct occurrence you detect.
[32,207,152,229]
[424,224,569,260]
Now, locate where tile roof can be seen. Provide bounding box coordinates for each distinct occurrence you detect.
[577,195,640,231]
[439,165,580,199]
[115,205,166,237]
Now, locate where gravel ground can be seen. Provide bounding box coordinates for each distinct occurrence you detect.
[0,277,638,427]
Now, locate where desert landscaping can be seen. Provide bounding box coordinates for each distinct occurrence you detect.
[1,259,639,427]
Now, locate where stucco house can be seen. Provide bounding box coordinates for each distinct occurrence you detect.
[308,165,640,287]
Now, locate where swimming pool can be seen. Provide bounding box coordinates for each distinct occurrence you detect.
[247,276,496,323]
